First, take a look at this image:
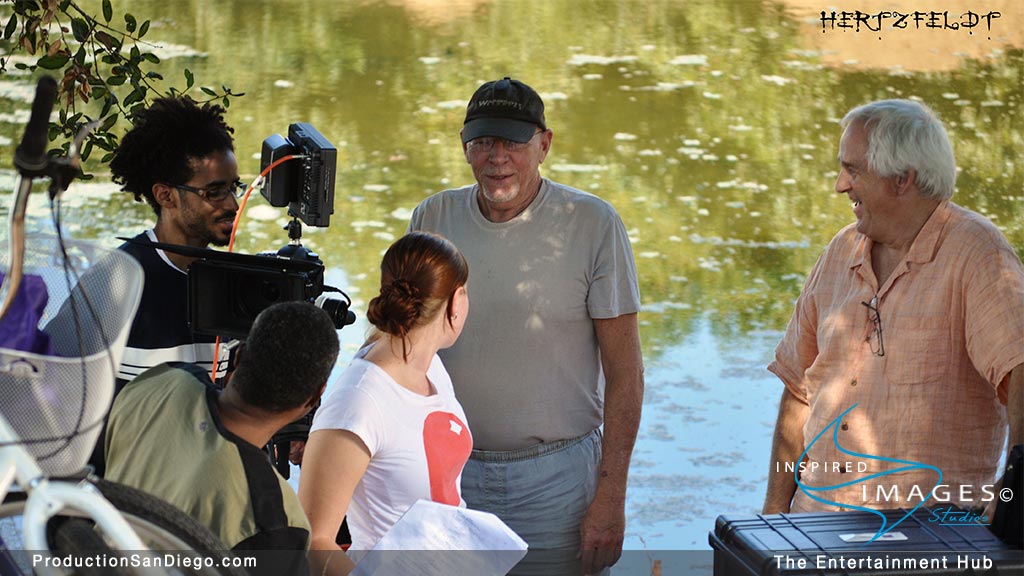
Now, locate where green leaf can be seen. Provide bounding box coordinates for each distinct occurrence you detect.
[146,71,163,80]
[96,30,121,51]
[141,52,159,64]
[102,0,112,23]
[139,20,150,39]
[74,46,86,65]
[184,68,194,89]
[100,114,118,132]
[130,45,140,61]
[222,96,230,108]
[81,140,94,161]
[14,62,29,71]
[101,152,114,163]
[37,53,70,69]
[124,13,137,33]
[4,14,17,40]
[100,96,114,118]
[71,17,90,42]
[107,74,126,86]
[122,87,145,107]
[200,86,216,96]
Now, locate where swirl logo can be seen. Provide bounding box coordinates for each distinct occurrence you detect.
[796,403,942,544]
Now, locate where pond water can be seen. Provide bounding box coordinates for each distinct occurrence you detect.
[1,0,1021,563]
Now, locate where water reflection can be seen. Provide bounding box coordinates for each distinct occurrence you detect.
[0,0,1021,557]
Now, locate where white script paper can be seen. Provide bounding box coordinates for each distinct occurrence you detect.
[351,499,528,576]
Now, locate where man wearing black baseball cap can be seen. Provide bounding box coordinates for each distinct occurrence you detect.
[409,78,643,576]
[461,77,547,144]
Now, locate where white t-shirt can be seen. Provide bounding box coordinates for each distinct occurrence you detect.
[310,346,472,551]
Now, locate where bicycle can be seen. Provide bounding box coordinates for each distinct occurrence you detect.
[0,76,247,576]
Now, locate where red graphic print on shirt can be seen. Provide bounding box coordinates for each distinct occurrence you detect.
[422,411,472,506]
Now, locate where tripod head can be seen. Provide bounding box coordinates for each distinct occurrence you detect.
[274,217,320,263]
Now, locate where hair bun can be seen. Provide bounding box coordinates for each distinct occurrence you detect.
[367,278,422,337]
[365,233,469,358]
[385,279,421,302]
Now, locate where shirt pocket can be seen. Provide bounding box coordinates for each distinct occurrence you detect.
[885,315,951,384]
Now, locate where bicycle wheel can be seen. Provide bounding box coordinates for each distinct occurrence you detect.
[49,517,131,576]
[1,479,250,576]
[1,502,134,575]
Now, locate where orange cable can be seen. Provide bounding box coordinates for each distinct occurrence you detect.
[210,153,300,383]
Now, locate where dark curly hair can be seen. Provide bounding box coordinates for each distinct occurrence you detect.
[109,97,234,216]
[367,232,468,361]
[231,302,340,412]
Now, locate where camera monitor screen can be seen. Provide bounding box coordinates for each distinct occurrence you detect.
[260,123,337,227]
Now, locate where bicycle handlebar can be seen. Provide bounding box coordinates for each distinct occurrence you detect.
[0,76,59,323]
[14,77,58,175]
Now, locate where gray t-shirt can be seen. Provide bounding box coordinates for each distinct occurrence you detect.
[409,179,641,450]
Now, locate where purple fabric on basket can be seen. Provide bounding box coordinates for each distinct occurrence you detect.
[0,272,55,355]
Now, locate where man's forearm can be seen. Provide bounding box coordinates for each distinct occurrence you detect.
[579,314,643,572]
[763,388,809,514]
[593,314,644,498]
[597,368,643,499]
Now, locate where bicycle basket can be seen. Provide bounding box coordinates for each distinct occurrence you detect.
[0,234,143,477]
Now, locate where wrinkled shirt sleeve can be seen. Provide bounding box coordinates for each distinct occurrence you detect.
[769,251,828,404]
[963,238,1024,401]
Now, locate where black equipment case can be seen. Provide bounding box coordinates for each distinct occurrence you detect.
[709,507,1024,575]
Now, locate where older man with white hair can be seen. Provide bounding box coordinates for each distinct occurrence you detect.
[410,78,643,576]
[763,99,1024,515]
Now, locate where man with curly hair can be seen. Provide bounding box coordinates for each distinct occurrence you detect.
[109,97,241,388]
[88,98,241,476]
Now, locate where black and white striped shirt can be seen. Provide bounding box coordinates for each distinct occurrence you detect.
[116,230,229,387]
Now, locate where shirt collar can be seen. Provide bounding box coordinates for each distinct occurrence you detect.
[905,200,952,264]
[849,200,952,270]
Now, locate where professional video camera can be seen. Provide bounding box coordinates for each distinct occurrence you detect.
[146,123,353,482]
[168,123,353,340]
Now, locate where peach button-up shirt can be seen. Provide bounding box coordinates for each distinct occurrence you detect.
[770,201,1024,513]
